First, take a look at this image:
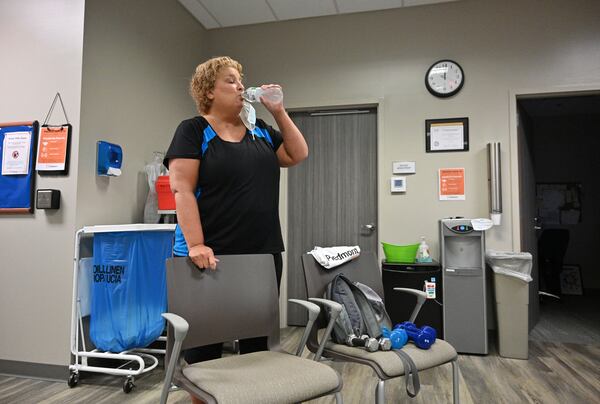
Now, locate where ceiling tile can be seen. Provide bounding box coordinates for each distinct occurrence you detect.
[199,0,276,27]
[404,0,456,7]
[178,0,220,29]
[267,0,337,21]
[179,0,462,30]
[336,0,404,14]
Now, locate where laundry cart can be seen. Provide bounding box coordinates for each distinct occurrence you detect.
[69,224,175,393]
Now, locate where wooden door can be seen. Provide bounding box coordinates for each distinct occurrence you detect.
[287,109,378,325]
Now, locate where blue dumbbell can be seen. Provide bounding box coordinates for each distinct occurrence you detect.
[394,322,437,349]
[381,326,408,349]
[395,322,437,340]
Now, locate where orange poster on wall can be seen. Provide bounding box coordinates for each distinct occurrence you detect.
[36,125,70,173]
[439,168,465,200]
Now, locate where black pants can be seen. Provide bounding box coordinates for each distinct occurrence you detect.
[183,253,282,364]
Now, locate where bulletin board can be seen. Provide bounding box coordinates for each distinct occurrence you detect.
[536,183,582,225]
[0,121,39,213]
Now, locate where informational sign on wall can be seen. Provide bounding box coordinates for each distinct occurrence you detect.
[439,168,465,200]
[36,93,72,175]
[36,125,70,172]
[392,161,416,174]
[1,131,32,175]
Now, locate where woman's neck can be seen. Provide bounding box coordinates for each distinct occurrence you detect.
[204,109,242,127]
[203,109,247,142]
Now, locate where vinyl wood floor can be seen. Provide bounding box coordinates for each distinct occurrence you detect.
[1,296,599,404]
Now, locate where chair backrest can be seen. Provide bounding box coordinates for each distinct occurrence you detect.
[301,251,384,331]
[166,255,279,355]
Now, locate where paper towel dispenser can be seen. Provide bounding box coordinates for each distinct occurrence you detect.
[97,141,122,176]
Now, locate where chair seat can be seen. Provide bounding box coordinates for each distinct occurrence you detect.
[324,338,457,378]
[182,351,341,404]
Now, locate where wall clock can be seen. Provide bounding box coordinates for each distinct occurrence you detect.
[425,60,464,98]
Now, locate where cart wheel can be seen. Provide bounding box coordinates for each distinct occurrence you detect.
[67,372,79,388]
[123,377,135,393]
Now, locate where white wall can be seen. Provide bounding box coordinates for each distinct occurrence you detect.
[0,0,85,365]
[206,0,600,259]
[77,0,208,228]
[0,0,208,369]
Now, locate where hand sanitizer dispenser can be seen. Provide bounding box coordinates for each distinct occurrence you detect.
[97,141,123,176]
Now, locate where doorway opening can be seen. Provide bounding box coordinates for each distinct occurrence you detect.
[517,92,600,345]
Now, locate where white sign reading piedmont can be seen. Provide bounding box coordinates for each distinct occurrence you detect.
[308,245,361,269]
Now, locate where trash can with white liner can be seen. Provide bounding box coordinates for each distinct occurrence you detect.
[485,251,533,359]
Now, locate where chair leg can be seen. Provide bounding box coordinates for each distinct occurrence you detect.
[375,379,385,404]
[335,391,343,404]
[452,359,460,404]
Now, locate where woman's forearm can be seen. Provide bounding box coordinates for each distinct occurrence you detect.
[174,190,205,248]
[273,110,308,163]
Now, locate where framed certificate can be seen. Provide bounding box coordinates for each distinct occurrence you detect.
[426,117,469,153]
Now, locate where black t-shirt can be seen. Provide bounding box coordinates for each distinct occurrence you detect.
[164,116,284,255]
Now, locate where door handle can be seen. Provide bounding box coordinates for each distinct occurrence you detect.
[362,223,376,232]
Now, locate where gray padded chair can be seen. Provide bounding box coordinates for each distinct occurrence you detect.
[160,254,343,404]
[301,251,460,404]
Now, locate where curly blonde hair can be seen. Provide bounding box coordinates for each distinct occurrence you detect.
[190,56,243,114]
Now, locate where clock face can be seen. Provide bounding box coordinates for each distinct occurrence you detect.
[425,60,464,98]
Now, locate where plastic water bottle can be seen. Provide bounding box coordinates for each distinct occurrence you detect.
[243,86,283,103]
[416,236,433,263]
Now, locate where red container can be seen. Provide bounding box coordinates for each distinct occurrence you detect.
[156,175,176,210]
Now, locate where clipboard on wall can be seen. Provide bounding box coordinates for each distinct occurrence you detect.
[37,93,72,175]
[0,121,39,213]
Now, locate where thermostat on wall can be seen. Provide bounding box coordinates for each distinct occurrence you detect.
[390,177,406,193]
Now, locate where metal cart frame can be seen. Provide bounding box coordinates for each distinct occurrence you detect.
[68,224,176,393]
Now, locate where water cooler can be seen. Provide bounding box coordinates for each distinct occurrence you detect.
[440,218,488,354]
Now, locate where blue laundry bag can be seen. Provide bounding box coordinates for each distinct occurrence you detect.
[90,231,173,352]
